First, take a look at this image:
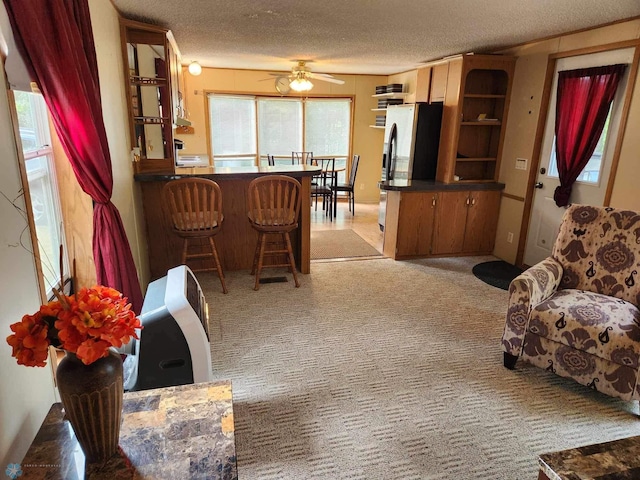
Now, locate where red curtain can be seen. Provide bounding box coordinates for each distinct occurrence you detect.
[3,0,143,313]
[553,64,626,207]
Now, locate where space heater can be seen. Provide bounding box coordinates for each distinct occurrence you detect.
[122,265,213,391]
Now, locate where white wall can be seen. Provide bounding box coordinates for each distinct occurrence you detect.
[89,0,150,289]
[0,76,56,466]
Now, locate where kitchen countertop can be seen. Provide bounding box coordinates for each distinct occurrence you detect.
[135,164,321,181]
[379,179,505,191]
[19,381,237,480]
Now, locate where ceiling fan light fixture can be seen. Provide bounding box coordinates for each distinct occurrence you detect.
[290,77,313,92]
[188,61,202,76]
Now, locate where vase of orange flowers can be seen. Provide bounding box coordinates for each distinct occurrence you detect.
[6,285,141,464]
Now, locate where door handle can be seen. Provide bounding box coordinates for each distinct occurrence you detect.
[534,182,544,189]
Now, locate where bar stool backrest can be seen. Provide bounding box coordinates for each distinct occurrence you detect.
[247,175,301,228]
[162,178,223,235]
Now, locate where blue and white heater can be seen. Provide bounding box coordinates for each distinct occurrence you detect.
[122,265,213,391]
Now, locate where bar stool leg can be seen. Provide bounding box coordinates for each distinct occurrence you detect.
[284,231,300,288]
[182,238,189,264]
[208,237,228,294]
[254,232,267,291]
[251,232,261,275]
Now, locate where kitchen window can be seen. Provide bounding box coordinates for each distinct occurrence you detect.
[208,94,352,177]
[14,90,69,298]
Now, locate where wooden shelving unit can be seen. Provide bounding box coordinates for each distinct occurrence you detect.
[370,91,407,129]
[435,54,516,183]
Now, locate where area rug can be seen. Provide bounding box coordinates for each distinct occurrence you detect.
[310,229,382,260]
[472,259,523,290]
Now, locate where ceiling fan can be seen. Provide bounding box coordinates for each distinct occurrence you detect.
[269,60,345,94]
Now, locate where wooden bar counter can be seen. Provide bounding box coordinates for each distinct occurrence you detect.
[135,164,320,280]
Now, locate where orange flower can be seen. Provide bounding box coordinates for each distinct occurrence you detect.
[7,285,141,367]
[76,339,112,365]
[6,313,50,367]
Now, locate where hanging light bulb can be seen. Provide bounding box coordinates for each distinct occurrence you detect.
[188,61,202,76]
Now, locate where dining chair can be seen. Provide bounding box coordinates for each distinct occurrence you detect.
[162,178,228,293]
[247,175,302,290]
[267,154,275,166]
[292,151,313,165]
[331,154,360,216]
[310,157,336,220]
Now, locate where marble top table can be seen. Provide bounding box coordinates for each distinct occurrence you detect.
[20,381,237,479]
[538,435,640,480]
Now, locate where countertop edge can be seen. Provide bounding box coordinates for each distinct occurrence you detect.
[135,167,321,182]
[379,180,506,192]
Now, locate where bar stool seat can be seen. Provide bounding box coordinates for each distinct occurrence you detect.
[162,178,228,293]
[247,175,302,290]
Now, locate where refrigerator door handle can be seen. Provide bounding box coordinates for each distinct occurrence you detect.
[386,123,397,181]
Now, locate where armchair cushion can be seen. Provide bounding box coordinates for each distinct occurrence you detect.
[528,289,640,367]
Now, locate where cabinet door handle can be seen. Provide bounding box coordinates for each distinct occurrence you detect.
[466,197,470,205]
[471,197,476,206]
[432,196,436,207]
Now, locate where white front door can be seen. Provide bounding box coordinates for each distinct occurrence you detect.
[523,47,635,266]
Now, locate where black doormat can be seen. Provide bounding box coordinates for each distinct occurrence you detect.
[472,260,523,290]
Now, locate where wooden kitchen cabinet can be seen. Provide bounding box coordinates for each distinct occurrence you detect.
[415,66,431,103]
[430,63,449,102]
[383,191,437,258]
[382,186,502,259]
[462,190,501,253]
[431,191,469,255]
[431,189,502,255]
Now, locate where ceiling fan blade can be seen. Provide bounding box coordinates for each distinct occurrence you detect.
[307,72,345,85]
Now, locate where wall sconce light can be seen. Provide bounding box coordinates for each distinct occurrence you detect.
[188,61,202,76]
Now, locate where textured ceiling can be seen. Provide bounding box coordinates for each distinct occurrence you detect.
[111,0,640,75]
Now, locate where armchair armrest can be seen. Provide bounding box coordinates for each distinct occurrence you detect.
[501,256,563,357]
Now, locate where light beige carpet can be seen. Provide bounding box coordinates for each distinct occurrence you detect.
[197,256,640,480]
[310,228,382,260]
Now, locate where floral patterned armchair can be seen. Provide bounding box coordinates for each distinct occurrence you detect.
[502,205,640,402]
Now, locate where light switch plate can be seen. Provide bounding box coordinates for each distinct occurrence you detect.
[515,158,528,170]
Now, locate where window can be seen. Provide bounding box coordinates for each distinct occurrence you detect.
[208,94,352,172]
[209,95,257,167]
[548,106,612,185]
[305,99,351,183]
[257,98,302,165]
[14,91,68,297]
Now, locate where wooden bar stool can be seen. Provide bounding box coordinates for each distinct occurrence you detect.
[247,175,302,290]
[162,178,228,293]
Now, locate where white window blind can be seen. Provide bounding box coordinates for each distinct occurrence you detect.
[305,99,351,182]
[207,95,352,171]
[209,95,257,167]
[257,98,302,165]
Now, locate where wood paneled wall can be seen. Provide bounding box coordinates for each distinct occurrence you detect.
[50,119,96,289]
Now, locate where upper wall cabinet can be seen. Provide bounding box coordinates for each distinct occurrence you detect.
[434,54,516,183]
[120,18,185,174]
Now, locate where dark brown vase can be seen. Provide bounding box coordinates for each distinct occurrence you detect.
[56,349,123,464]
